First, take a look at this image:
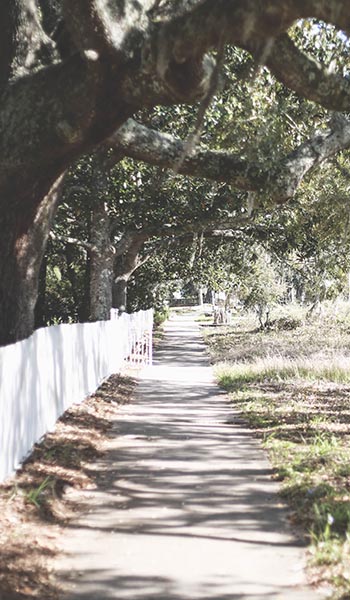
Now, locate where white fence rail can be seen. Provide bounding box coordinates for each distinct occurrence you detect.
[0,309,153,484]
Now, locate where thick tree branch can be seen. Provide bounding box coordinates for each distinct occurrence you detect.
[156,0,350,63]
[148,0,350,111]
[115,230,150,258]
[116,211,253,255]
[113,220,247,302]
[0,52,129,205]
[271,114,350,201]
[110,119,266,190]
[61,0,156,60]
[259,34,350,113]
[0,0,56,86]
[110,116,350,203]
[4,0,350,205]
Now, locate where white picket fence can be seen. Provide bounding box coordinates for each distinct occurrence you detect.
[0,309,153,484]
[110,309,153,366]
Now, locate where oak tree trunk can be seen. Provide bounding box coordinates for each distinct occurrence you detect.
[0,1,137,343]
[0,177,62,345]
[89,199,114,321]
[112,232,149,311]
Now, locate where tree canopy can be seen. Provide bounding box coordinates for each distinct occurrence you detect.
[2,1,350,343]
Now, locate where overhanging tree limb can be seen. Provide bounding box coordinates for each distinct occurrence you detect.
[114,210,253,260]
[109,118,266,192]
[61,0,156,60]
[259,34,350,113]
[271,114,350,201]
[156,0,350,64]
[3,1,350,343]
[146,0,350,111]
[110,115,350,202]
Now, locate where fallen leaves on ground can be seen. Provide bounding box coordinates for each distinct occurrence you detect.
[0,372,137,600]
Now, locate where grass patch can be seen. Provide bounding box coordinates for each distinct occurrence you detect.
[205,305,350,598]
[195,313,213,323]
[215,355,350,389]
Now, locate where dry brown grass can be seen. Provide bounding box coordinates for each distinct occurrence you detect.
[205,306,350,598]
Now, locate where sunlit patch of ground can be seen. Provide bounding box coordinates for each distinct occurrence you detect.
[205,306,350,599]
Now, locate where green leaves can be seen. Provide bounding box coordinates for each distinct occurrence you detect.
[53,266,62,282]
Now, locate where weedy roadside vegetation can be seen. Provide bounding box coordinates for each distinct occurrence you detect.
[205,301,350,599]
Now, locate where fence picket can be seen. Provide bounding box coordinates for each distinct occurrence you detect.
[0,309,153,483]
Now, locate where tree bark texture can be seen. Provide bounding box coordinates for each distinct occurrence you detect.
[113,232,150,311]
[89,198,114,321]
[1,0,350,344]
[112,277,128,312]
[34,253,48,329]
[0,177,63,345]
[111,116,350,203]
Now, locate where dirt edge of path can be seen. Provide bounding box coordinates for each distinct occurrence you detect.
[0,371,137,600]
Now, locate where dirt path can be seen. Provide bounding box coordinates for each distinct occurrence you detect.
[54,312,328,599]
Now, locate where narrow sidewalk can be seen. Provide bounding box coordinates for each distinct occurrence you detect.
[55,312,327,599]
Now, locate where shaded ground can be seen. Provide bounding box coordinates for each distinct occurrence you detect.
[0,373,137,600]
[54,313,325,600]
[2,310,342,599]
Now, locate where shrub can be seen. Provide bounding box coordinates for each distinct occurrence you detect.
[153,306,170,327]
[272,316,303,330]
